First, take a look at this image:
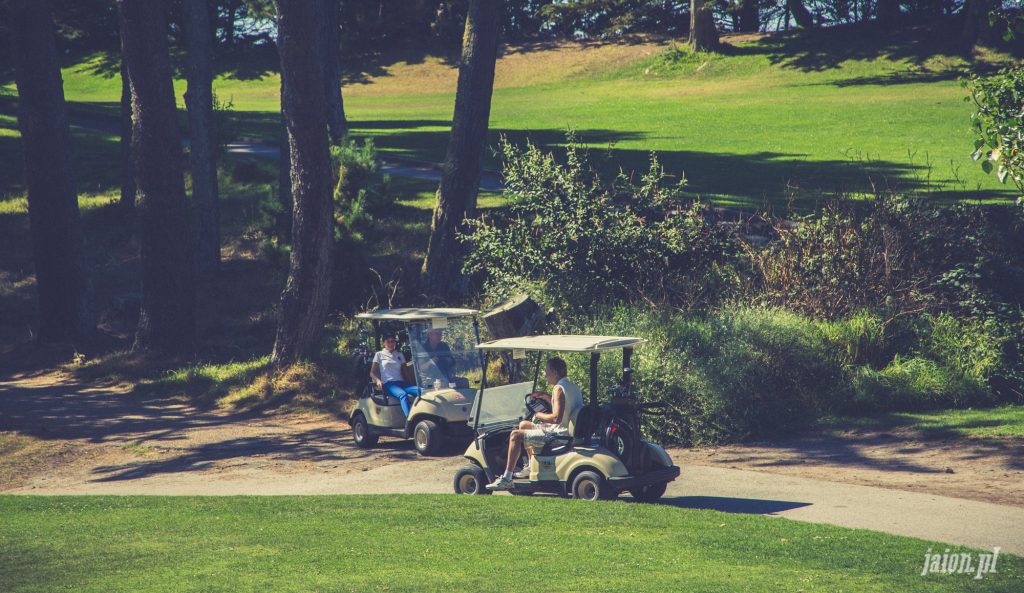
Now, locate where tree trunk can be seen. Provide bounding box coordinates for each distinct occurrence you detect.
[8,0,92,342]
[277,76,293,241]
[787,0,815,28]
[421,0,501,300]
[118,0,196,354]
[960,0,997,46]
[736,0,759,32]
[876,0,901,25]
[270,0,335,367]
[183,0,220,275]
[119,56,136,212]
[223,0,238,48]
[689,0,719,51]
[316,0,347,144]
[482,295,546,339]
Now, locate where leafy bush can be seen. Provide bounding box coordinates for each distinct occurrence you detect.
[463,136,742,312]
[563,305,1021,446]
[330,138,393,242]
[965,67,1024,199]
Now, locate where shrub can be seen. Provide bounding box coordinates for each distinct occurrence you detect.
[330,138,393,242]
[965,67,1024,198]
[463,135,742,312]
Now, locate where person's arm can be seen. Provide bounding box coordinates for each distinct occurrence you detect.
[533,386,564,424]
[369,362,382,389]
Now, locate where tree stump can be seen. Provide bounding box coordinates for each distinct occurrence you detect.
[483,294,546,339]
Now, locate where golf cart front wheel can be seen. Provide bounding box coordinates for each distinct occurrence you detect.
[453,465,491,495]
[630,481,668,503]
[351,414,377,449]
[570,471,617,501]
[413,419,442,455]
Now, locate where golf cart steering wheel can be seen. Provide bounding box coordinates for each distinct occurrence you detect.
[525,393,551,419]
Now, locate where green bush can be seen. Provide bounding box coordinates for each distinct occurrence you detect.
[463,135,742,312]
[330,138,393,242]
[563,305,1020,446]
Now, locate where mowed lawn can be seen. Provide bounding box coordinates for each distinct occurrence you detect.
[2,22,1015,209]
[0,495,1020,593]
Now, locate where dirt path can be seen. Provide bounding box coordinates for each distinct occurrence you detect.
[2,371,1023,554]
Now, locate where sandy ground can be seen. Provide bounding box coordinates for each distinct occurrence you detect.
[2,370,1023,554]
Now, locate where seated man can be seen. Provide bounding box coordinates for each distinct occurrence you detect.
[423,328,457,382]
[487,357,583,491]
[370,335,421,417]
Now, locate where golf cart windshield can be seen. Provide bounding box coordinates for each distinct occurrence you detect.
[407,318,483,391]
[468,351,537,429]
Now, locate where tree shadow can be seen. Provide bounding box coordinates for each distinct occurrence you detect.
[654,495,811,514]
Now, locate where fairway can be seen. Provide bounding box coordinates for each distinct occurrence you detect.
[0,495,1020,592]
[8,23,1014,208]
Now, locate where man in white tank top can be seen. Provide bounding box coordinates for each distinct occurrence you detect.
[487,357,584,491]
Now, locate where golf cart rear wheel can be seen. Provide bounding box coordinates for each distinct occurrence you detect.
[630,481,667,503]
[570,471,616,501]
[351,414,377,449]
[453,465,491,495]
[413,419,441,455]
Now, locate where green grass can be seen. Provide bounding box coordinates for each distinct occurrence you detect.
[823,405,1024,439]
[0,495,1020,592]
[3,20,1016,208]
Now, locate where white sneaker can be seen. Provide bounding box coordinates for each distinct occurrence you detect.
[513,460,531,479]
[486,475,514,491]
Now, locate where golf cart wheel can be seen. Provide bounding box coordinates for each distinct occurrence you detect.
[413,419,441,455]
[630,481,668,503]
[351,413,377,449]
[570,470,616,502]
[453,465,491,495]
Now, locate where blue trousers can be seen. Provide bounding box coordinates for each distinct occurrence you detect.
[383,381,421,416]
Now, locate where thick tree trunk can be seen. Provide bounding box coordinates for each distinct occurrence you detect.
[961,0,997,46]
[270,0,335,367]
[118,0,197,354]
[183,0,220,275]
[482,295,546,339]
[736,0,759,32]
[421,0,501,300]
[8,0,92,342]
[223,0,239,48]
[316,0,347,144]
[876,0,901,25]
[119,56,136,212]
[277,77,293,241]
[689,0,719,51]
[787,0,815,28]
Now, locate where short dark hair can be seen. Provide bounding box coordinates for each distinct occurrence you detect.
[546,357,567,378]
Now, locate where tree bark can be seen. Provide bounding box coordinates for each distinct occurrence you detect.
[270,0,335,367]
[482,295,546,339]
[689,0,719,51]
[8,0,92,342]
[876,0,901,25]
[183,0,220,275]
[316,0,347,144]
[736,0,759,32]
[960,0,997,46]
[787,0,815,28]
[119,56,136,212]
[421,0,502,300]
[118,0,197,354]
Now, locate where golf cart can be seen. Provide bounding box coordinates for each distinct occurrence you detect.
[349,308,483,455]
[453,335,681,501]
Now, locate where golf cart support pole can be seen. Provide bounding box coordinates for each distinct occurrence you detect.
[589,352,599,406]
[623,347,633,396]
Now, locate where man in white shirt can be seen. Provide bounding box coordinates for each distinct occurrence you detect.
[369,335,421,417]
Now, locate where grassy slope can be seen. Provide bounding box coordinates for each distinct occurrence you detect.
[823,405,1024,439]
[1,495,1020,593]
[4,20,1015,208]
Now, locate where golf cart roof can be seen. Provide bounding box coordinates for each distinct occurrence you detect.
[355,308,479,321]
[476,335,647,352]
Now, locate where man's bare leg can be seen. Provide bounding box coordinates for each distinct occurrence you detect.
[505,429,524,475]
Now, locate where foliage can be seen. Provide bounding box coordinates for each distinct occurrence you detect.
[966,66,1024,197]
[571,305,1021,446]
[330,137,393,243]
[463,135,743,312]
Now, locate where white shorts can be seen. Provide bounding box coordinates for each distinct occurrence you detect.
[523,423,569,449]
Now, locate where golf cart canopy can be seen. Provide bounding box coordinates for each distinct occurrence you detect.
[355,308,479,321]
[477,335,646,352]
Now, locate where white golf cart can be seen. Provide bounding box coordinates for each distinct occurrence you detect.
[349,308,484,455]
[453,335,681,501]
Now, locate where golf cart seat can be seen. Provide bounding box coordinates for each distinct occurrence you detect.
[367,382,402,406]
[539,404,599,456]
